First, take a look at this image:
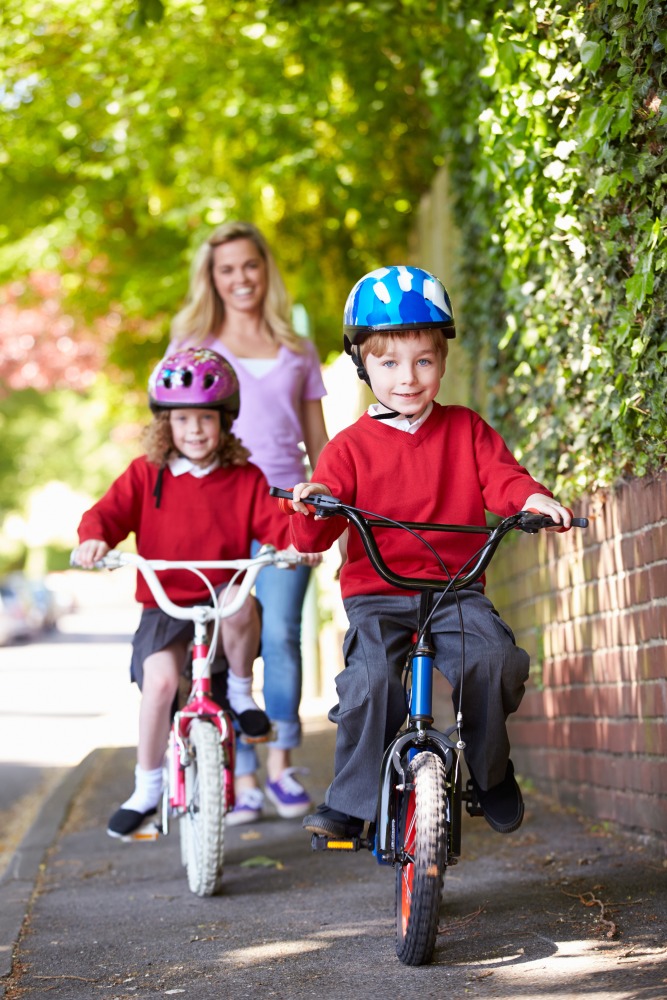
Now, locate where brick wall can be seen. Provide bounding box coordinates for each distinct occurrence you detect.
[485,472,667,844]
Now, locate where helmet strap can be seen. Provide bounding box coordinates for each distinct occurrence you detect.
[370,406,402,420]
[350,344,401,419]
[350,349,371,387]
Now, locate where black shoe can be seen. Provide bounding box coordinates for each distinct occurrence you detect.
[234,708,272,742]
[107,807,157,839]
[469,759,524,834]
[302,803,364,838]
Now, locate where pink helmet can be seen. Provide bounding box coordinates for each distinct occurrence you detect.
[148,348,240,420]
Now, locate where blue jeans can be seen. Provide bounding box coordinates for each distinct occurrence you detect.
[235,539,312,777]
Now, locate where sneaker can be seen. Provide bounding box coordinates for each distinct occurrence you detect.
[469,759,524,834]
[107,806,157,839]
[302,803,364,838]
[265,768,312,819]
[226,787,264,826]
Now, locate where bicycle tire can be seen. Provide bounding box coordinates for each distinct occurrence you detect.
[182,718,225,896]
[395,751,447,966]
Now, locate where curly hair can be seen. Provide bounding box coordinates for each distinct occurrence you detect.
[143,411,251,467]
[170,221,304,354]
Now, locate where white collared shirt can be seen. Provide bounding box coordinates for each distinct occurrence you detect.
[367,401,434,434]
[169,455,221,478]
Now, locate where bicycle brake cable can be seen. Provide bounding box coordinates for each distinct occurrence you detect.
[185,567,219,678]
[349,504,468,746]
[349,504,502,757]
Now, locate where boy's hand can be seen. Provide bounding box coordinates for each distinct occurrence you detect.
[522,494,573,532]
[72,539,110,568]
[291,482,332,516]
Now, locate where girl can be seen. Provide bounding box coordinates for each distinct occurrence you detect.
[73,348,292,838]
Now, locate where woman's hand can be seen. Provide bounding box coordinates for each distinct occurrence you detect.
[71,539,110,568]
[522,494,573,531]
[291,481,332,516]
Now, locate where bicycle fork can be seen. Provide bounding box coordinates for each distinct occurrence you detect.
[160,638,235,836]
[312,593,463,862]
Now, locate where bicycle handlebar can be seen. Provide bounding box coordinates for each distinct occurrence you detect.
[70,545,303,623]
[269,486,588,593]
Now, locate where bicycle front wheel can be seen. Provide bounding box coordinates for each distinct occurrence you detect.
[395,751,448,966]
[181,718,225,896]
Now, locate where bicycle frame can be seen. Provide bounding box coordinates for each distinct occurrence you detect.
[375,591,461,865]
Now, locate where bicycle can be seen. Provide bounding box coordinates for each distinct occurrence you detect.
[71,544,302,897]
[270,486,587,966]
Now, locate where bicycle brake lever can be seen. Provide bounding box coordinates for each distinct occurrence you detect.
[98,550,124,569]
[272,550,302,569]
[269,486,342,517]
[307,493,342,516]
[518,512,589,533]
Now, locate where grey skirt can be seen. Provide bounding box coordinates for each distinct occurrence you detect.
[130,593,259,690]
[130,607,195,690]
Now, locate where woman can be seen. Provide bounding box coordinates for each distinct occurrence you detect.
[169,221,328,823]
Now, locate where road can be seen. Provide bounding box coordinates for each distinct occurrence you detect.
[1,571,666,998]
[0,568,142,875]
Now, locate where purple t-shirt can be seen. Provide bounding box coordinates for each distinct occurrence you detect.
[170,336,326,488]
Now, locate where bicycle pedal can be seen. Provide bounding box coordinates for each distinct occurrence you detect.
[310,833,365,852]
[120,820,162,843]
[238,726,277,746]
[463,779,485,818]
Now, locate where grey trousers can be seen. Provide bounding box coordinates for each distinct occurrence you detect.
[325,588,530,821]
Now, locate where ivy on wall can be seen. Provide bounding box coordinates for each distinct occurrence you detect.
[427,0,666,495]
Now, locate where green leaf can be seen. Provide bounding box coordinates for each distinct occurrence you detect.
[579,39,606,73]
[239,856,285,869]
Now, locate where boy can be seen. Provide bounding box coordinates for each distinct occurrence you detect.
[289,265,571,838]
[73,348,295,837]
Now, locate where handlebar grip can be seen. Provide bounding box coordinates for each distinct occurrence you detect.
[523,512,589,531]
[269,486,298,516]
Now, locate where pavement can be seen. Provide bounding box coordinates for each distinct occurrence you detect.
[1,719,666,1000]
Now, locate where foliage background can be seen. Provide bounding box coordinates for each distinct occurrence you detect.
[432,0,666,494]
[0,0,665,542]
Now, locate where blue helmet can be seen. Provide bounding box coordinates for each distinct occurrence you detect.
[343,265,455,352]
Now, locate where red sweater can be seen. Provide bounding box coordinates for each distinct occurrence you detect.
[290,404,552,598]
[78,457,290,607]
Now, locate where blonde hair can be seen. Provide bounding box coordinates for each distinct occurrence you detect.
[360,328,449,363]
[143,411,251,467]
[170,221,304,353]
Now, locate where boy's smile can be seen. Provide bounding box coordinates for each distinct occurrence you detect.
[364,332,446,421]
[169,408,222,466]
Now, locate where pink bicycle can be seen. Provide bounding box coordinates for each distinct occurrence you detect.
[75,544,302,896]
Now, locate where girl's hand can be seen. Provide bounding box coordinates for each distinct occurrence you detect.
[291,482,332,516]
[284,543,323,567]
[522,494,573,531]
[72,539,110,568]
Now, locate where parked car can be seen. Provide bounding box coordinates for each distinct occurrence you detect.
[0,573,65,644]
[0,580,34,644]
[26,579,61,631]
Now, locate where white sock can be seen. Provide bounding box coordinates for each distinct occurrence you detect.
[122,765,163,813]
[227,672,263,715]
